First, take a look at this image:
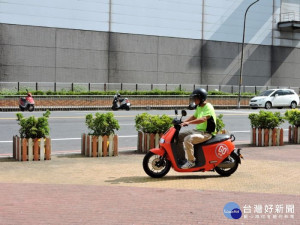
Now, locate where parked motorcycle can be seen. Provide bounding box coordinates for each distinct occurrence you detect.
[19,89,35,112]
[112,93,131,111]
[143,109,243,178]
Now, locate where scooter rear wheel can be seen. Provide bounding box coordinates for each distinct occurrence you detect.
[28,105,34,112]
[143,152,171,178]
[215,153,239,177]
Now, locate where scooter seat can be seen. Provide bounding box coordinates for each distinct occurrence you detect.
[201,134,231,145]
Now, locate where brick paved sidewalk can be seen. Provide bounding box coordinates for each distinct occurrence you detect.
[0,183,298,225]
[0,144,299,225]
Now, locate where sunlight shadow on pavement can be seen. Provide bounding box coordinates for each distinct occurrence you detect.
[105,174,221,185]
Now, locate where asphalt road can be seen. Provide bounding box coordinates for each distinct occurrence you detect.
[0,109,291,156]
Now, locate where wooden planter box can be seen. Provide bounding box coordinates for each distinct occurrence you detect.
[288,126,300,144]
[251,128,284,147]
[217,129,229,134]
[81,134,118,157]
[12,136,51,161]
[137,131,163,153]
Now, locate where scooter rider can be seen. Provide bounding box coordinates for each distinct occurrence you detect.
[179,88,216,169]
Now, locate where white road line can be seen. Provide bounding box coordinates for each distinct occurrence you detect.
[231,131,250,133]
[0,135,138,143]
[0,130,290,143]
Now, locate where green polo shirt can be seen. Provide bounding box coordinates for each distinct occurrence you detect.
[194,102,216,134]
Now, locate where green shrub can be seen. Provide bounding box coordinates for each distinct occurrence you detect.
[73,84,88,92]
[285,109,300,126]
[16,110,51,138]
[85,112,120,136]
[248,110,284,129]
[208,90,231,96]
[216,114,225,132]
[135,113,173,133]
[0,88,18,95]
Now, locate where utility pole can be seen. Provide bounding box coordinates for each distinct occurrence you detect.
[238,0,260,108]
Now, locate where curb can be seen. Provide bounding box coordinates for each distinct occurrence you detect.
[0,105,251,112]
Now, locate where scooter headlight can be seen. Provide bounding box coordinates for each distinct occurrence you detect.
[159,138,165,144]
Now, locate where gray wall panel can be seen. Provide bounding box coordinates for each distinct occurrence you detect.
[0,24,55,47]
[157,72,200,84]
[110,33,157,54]
[109,71,158,83]
[56,49,107,70]
[1,45,55,67]
[242,61,271,77]
[0,66,55,82]
[272,78,299,86]
[202,41,239,59]
[202,58,239,75]
[56,29,108,51]
[272,62,300,79]
[158,55,201,73]
[56,68,108,83]
[158,37,201,56]
[244,45,271,61]
[271,47,300,63]
[109,52,157,71]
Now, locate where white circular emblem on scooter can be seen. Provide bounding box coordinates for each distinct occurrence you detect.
[215,144,229,159]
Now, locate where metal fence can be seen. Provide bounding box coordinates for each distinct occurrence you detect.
[0,82,299,94]
[281,12,300,22]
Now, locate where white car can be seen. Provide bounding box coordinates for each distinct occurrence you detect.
[249,89,299,109]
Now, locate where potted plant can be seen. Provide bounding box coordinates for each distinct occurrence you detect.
[216,114,228,134]
[13,110,51,161]
[285,109,300,143]
[82,112,120,157]
[135,113,173,153]
[248,110,284,146]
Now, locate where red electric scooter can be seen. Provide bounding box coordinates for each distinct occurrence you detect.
[19,89,35,112]
[143,110,243,178]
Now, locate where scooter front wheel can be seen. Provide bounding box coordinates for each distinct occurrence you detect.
[143,152,171,178]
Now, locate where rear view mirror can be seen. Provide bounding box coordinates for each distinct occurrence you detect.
[188,102,196,110]
[181,110,187,117]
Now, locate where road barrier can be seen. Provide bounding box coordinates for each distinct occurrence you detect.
[1,82,299,94]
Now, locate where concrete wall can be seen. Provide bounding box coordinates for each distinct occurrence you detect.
[1,23,300,86]
[0,24,108,82]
